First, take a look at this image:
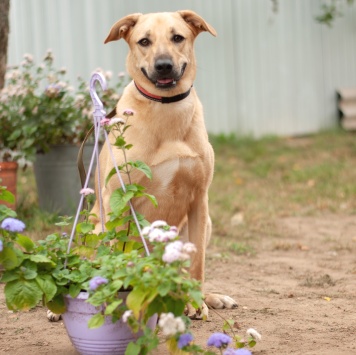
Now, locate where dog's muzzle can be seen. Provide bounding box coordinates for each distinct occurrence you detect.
[141,60,187,90]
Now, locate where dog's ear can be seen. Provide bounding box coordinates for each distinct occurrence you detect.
[104,13,142,43]
[178,10,217,37]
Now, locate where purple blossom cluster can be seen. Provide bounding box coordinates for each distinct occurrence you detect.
[88,276,108,291]
[1,218,26,233]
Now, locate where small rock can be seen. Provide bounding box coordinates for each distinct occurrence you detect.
[231,212,244,226]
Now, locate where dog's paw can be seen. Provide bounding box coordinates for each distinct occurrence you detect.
[47,310,62,322]
[185,302,209,320]
[204,293,238,309]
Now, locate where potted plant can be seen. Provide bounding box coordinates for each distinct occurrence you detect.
[0,51,126,214]
[0,113,261,354]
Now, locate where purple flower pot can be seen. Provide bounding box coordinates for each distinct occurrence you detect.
[62,291,157,355]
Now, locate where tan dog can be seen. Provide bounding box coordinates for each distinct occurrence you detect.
[91,10,237,318]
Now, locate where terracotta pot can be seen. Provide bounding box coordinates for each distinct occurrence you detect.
[62,291,157,355]
[0,161,18,210]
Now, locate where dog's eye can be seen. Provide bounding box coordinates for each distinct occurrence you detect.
[138,38,150,47]
[172,35,184,43]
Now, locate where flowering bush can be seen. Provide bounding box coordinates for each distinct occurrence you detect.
[0,51,125,162]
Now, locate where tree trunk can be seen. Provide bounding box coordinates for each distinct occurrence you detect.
[0,0,10,90]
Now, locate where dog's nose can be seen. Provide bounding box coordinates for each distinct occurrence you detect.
[155,58,173,75]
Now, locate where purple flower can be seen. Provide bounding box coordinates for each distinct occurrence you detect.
[178,333,194,349]
[1,218,26,232]
[0,240,3,252]
[223,349,252,355]
[89,276,108,291]
[207,333,232,348]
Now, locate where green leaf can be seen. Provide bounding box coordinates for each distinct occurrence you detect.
[130,161,152,180]
[84,233,101,248]
[5,279,43,311]
[164,297,185,316]
[88,312,105,329]
[8,129,22,141]
[76,221,94,234]
[23,268,37,280]
[36,275,57,302]
[104,299,123,315]
[0,204,17,219]
[16,234,35,252]
[125,342,141,355]
[248,339,257,348]
[189,289,203,308]
[68,283,82,299]
[29,254,56,266]
[127,287,159,319]
[47,294,66,314]
[0,190,15,203]
[223,319,235,332]
[0,246,19,270]
[114,136,126,148]
[142,193,158,207]
[110,189,134,215]
[0,270,20,282]
[126,287,148,318]
[73,245,96,259]
[105,167,117,186]
[157,282,171,297]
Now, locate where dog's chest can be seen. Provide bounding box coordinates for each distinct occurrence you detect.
[153,156,200,191]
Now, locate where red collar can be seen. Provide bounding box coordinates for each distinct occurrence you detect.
[134,82,192,104]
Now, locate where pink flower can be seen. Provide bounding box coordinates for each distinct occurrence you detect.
[100,118,111,126]
[80,188,95,195]
[100,118,110,126]
[123,109,135,116]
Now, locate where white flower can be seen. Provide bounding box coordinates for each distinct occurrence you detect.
[246,328,262,341]
[118,71,125,78]
[142,221,178,243]
[151,220,168,228]
[158,313,186,336]
[105,71,113,80]
[122,310,133,323]
[182,242,197,254]
[162,241,196,263]
[23,53,33,63]
[162,241,183,263]
[147,228,165,242]
[141,226,152,236]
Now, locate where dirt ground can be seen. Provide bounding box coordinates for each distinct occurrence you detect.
[1,214,356,355]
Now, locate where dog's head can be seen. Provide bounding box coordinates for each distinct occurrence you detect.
[104,11,216,95]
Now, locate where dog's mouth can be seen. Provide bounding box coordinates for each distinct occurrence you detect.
[156,77,177,89]
[141,63,187,90]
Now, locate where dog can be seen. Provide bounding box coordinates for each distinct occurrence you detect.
[47,10,237,322]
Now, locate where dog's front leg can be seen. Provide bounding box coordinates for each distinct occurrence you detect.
[186,193,210,319]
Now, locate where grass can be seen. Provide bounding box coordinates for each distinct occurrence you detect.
[208,129,356,245]
[14,129,356,249]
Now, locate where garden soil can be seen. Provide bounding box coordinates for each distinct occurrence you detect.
[1,215,355,355]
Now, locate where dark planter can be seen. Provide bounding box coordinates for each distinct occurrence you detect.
[34,144,93,215]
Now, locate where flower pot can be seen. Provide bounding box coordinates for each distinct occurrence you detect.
[33,144,94,215]
[0,161,18,210]
[62,291,157,355]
